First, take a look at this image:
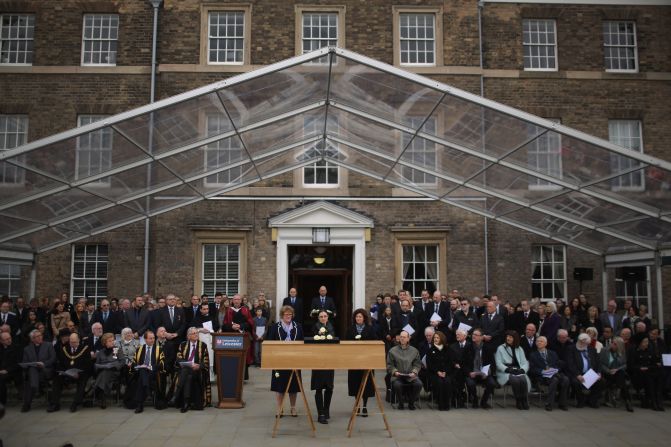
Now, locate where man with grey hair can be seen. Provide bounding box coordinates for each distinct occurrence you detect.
[450,328,469,407]
[387,330,422,410]
[599,299,622,334]
[550,328,573,367]
[567,333,603,408]
[169,326,210,412]
[529,335,569,411]
[20,329,55,412]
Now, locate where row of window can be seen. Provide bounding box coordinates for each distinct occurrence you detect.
[0,12,640,72]
[0,114,644,190]
[0,243,651,313]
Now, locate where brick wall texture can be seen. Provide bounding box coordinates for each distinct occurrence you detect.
[2,0,670,324]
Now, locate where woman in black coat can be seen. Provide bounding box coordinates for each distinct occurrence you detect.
[426,330,454,411]
[346,308,377,417]
[377,306,398,353]
[311,310,335,424]
[628,337,665,411]
[267,305,304,417]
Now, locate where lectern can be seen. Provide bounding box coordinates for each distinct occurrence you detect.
[213,332,249,409]
[262,341,390,437]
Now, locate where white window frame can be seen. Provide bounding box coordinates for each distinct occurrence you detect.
[0,263,21,299]
[76,115,112,186]
[603,21,638,73]
[302,115,339,188]
[301,12,338,64]
[523,19,558,72]
[81,14,119,66]
[207,11,245,65]
[204,114,243,187]
[398,12,436,67]
[0,14,35,65]
[401,117,437,186]
[0,114,28,185]
[608,120,644,192]
[528,118,562,190]
[531,245,566,302]
[614,266,652,317]
[201,243,240,296]
[401,244,440,299]
[70,244,108,306]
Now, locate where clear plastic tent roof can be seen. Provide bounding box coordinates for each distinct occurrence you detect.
[2,47,671,256]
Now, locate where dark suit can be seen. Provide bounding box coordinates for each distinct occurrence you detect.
[599,311,623,334]
[91,310,120,334]
[392,311,418,341]
[185,305,200,325]
[78,311,95,337]
[413,300,433,331]
[511,310,540,334]
[377,316,398,352]
[463,342,496,406]
[282,296,304,324]
[21,342,56,408]
[158,306,186,343]
[567,345,603,407]
[310,296,337,318]
[0,313,19,337]
[0,343,21,405]
[479,312,505,347]
[451,309,478,335]
[529,349,569,408]
[126,307,150,337]
[86,335,103,353]
[449,340,469,405]
[548,339,573,372]
[208,303,223,321]
[520,336,537,360]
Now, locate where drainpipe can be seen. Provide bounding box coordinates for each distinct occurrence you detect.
[478,0,489,293]
[144,0,162,294]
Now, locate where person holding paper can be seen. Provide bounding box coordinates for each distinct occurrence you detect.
[49,332,92,413]
[346,309,377,417]
[20,329,56,412]
[567,333,603,408]
[426,330,454,411]
[128,330,166,413]
[194,302,218,333]
[599,337,633,412]
[169,327,211,412]
[312,310,335,424]
[387,330,422,410]
[94,332,122,409]
[452,298,478,336]
[392,299,418,343]
[480,301,505,347]
[495,330,531,410]
[529,336,569,411]
[464,328,496,409]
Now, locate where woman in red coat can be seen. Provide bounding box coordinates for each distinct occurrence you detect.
[222,294,255,372]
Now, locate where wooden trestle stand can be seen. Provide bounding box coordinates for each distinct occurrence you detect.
[262,340,391,438]
[213,332,249,409]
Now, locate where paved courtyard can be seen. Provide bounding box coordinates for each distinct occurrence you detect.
[0,367,669,447]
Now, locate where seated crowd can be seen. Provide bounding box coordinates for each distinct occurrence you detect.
[0,289,669,416]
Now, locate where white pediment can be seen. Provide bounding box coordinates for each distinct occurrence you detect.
[268,201,374,228]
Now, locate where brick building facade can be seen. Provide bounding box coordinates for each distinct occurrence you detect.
[1,0,670,326]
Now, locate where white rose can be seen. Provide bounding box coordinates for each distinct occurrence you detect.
[314,335,322,340]
[326,335,333,340]
[274,372,280,378]
[319,327,326,334]
[355,334,362,340]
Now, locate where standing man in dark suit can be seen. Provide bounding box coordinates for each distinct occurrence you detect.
[208,293,224,319]
[185,295,201,326]
[511,299,540,335]
[158,294,186,354]
[310,286,337,320]
[0,302,18,337]
[428,291,452,338]
[282,287,304,325]
[127,295,150,339]
[599,299,623,335]
[91,299,119,334]
[452,298,478,336]
[20,329,56,412]
[393,298,418,344]
[13,297,27,328]
[480,301,505,348]
[413,289,432,331]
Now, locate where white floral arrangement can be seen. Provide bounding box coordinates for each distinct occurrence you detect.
[274,371,280,378]
[355,334,362,340]
[313,326,334,341]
